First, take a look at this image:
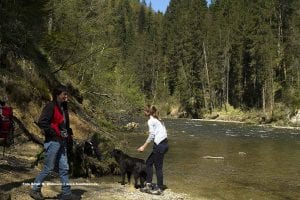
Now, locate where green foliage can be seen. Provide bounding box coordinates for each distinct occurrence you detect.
[2,0,300,124]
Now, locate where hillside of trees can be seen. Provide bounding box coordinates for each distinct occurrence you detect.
[1,0,300,126]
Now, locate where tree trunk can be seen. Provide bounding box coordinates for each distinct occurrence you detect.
[262,85,266,115]
[202,84,207,109]
[152,70,159,104]
[297,67,300,89]
[48,13,53,34]
[48,1,54,35]
[223,31,231,109]
[226,54,230,105]
[270,67,274,114]
[203,41,213,112]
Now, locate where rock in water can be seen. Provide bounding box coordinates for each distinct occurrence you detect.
[202,156,224,159]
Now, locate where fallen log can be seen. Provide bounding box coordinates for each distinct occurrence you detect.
[13,117,43,146]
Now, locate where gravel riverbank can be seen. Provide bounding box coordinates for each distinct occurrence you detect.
[11,178,201,200]
[0,154,204,200]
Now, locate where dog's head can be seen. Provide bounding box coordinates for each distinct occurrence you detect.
[84,141,95,156]
[84,140,103,161]
[110,149,124,160]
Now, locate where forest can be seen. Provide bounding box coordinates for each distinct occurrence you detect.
[1,0,300,125]
[1,1,300,199]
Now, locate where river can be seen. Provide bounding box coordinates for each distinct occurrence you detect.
[112,119,300,200]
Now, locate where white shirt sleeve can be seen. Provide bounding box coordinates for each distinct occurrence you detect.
[146,119,155,143]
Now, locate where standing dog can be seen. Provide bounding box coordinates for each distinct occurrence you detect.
[111,149,146,188]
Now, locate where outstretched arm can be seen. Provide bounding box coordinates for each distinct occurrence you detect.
[137,141,150,152]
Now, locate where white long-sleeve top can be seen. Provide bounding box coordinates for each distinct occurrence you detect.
[146,116,167,145]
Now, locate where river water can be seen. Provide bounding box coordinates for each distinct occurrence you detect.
[114,119,300,200]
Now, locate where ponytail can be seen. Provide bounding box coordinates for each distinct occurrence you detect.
[145,105,160,119]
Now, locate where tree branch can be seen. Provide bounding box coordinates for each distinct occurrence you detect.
[52,45,105,74]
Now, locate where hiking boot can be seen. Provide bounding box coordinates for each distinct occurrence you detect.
[149,187,163,195]
[29,190,44,200]
[58,193,81,200]
[140,183,152,193]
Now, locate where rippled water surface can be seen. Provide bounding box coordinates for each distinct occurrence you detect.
[118,119,300,200]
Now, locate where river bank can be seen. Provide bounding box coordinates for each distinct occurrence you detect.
[12,179,197,200]
[191,118,300,130]
[0,152,201,200]
[166,102,300,129]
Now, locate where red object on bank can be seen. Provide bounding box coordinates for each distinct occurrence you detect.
[0,106,14,145]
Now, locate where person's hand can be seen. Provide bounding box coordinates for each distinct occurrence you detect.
[60,129,68,138]
[137,146,145,152]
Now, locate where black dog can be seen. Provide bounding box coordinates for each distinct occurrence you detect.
[71,139,103,177]
[111,149,147,188]
[84,140,102,161]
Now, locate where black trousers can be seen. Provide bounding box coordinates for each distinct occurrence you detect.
[146,139,168,189]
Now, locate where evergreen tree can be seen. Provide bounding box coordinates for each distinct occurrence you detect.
[4,0,300,120]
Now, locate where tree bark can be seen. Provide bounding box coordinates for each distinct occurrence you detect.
[203,41,213,112]
[262,85,266,114]
[48,12,53,34]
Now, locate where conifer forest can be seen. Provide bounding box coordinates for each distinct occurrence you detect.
[1,0,300,122]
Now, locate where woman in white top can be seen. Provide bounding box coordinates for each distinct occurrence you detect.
[138,105,168,195]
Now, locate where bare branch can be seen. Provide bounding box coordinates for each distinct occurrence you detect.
[52,45,105,74]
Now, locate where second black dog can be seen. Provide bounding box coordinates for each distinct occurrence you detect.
[111,149,147,188]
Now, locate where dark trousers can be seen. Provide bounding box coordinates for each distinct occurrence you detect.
[146,140,168,189]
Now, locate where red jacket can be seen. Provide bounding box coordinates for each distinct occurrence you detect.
[50,105,64,137]
[38,101,71,142]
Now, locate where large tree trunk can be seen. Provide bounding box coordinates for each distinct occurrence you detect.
[48,1,54,34]
[48,13,53,34]
[262,85,266,115]
[223,36,231,111]
[203,41,213,112]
